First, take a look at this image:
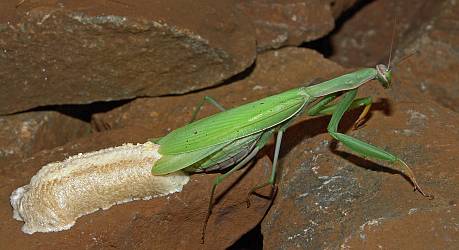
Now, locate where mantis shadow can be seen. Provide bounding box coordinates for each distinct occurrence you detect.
[329,149,415,188]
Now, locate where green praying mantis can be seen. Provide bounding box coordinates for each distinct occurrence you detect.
[150,53,432,242]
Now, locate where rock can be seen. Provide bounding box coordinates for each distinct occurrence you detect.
[328,0,459,112]
[237,0,357,52]
[0,111,91,160]
[258,19,459,249]
[329,0,444,67]
[261,93,459,249]
[92,48,345,133]
[329,0,359,18]
[0,126,272,249]
[93,47,458,248]
[395,0,459,113]
[341,206,458,249]
[0,0,255,114]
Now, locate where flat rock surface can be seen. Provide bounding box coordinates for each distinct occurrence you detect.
[0,0,255,114]
[0,111,91,160]
[0,126,272,249]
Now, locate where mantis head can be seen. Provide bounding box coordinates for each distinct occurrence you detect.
[375,64,392,89]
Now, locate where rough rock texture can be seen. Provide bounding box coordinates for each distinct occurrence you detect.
[0,111,91,160]
[329,0,444,67]
[342,206,457,249]
[0,0,255,114]
[237,0,357,51]
[328,0,459,115]
[395,0,459,113]
[1,0,458,248]
[0,126,272,249]
[91,48,345,133]
[261,84,459,249]
[92,46,459,249]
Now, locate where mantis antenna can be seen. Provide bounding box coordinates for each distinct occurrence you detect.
[395,50,419,66]
[387,18,397,69]
[387,17,418,69]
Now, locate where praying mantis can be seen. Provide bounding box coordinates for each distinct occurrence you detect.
[150,56,432,242]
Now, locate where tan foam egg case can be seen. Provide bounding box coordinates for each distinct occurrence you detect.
[10,142,190,234]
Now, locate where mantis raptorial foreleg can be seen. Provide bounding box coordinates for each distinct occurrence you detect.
[307,93,373,129]
[326,89,431,198]
[312,97,372,116]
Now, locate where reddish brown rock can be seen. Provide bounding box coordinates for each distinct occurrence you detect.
[92,48,344,133]
[93,47,459,248]
[395,0,459,113]
[237,0,357,51]
[0,111,90,160]
[0,0,255,114]
[329,0,359,18]
[342,206,458,249]
[261,93,459,249]
[0,125,272,249]
[329,0,443,67]
[260,12,459,247]
[327,0,459,110]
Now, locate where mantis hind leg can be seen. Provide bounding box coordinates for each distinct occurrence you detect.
[245,106,306,207]
[201,130,274,243]
[245,129,284,208]
[190,96,226,123]
[327,89,431,198]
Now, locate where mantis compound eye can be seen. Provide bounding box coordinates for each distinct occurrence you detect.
[376,64,392,88]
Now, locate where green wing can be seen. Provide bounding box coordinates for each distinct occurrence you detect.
[158,88,309,155]
[152,142,229,175]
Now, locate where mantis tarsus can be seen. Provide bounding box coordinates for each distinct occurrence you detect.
[151,60,432,242]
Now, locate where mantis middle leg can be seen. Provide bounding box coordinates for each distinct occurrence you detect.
[190,96,226,123]
[201,129,274,242]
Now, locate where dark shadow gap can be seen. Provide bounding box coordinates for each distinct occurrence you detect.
[4,99,133,122]
[161,61,257,97]
[302,0,376,57]
[1,59,257,122]
[228,224,263,250]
